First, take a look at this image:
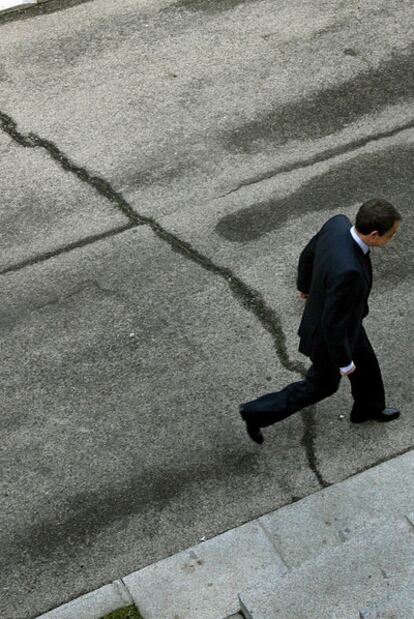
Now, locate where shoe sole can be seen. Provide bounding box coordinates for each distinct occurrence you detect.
[351,413,400,423]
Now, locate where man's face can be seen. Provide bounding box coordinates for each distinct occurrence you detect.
[367,220,400,247]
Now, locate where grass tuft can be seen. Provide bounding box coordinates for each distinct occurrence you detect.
[100,604,143,619]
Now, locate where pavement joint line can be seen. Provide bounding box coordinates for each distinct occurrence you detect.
[256,519,290,569]
[217,117,414,198]
[0,223,136,276]
[403,512,414,530]
[0,109,324,484]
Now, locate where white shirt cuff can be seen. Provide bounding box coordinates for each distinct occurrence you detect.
[340,361,355,374]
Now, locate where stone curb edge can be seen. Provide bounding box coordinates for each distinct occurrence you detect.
[34,580,134,619]
[0,0,51,17]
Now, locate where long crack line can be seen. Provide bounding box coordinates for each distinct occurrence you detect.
[0,109,327,486]
[0,111,142,223]
[218,117,414,198]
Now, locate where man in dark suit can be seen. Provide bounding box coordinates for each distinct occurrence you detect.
[240,199,402,444]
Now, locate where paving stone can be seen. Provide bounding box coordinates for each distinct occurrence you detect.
[259,451,414,568]
[239,517,414,619]
[124,521,287,619]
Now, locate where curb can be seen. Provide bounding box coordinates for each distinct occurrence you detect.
[0,0,50,16]
[35,580,133,619]
[34,450,414,619]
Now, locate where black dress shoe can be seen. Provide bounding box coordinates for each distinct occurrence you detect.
[239,405,264,444]
[350,407,400,424]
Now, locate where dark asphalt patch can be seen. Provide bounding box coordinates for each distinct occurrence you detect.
[218,119,414,199]
[4,8,164,68]
[215,143,414,257]
[0,0,92,25]
[221,45,414,153]
[118,161,196,192]
[0,447,262,567]
[1,4,188,69]
[164,0,254,15]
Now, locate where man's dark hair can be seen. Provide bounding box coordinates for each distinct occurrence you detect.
[355,199,402,235]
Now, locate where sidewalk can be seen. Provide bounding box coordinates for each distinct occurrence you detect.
[35,449,414,619]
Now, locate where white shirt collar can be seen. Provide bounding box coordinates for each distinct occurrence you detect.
[350,226,369,255]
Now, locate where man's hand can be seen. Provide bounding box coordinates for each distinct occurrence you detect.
[298,291,309,300]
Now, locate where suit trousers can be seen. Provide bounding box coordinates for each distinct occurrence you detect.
[242,328,386,427]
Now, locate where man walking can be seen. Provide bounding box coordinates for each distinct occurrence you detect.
[240,199,402,444]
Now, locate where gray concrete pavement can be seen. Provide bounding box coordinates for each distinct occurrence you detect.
[0,1,413,618]
[0,129,127,271]
[35,450,414,619]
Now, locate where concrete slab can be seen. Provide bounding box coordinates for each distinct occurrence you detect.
[0,226,315,619]
[1,0,414,222]
[32,451,414,619]
[124,521,287,619]
[0,1,413,617]
[34,580,132,619]
[364,567,414,617]
[239,517,414,619]
[259,450,414,568]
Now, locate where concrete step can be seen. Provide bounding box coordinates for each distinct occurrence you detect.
[239,516,414,619]
[124,520,288,619]
[123,452,414,619]
[256,452,414,571]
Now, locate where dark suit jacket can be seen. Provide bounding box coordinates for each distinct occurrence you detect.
[297,214,372,367]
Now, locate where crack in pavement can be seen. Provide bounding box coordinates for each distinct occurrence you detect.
[300,407,327,488]
[0,111,146,224]
[217,117,414,198]
[0,109,327,486]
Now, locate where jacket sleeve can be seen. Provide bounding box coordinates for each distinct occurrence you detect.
[321,270,364,368]
[297,232,319,294]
